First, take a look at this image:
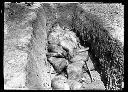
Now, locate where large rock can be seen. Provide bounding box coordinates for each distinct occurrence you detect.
[48,57,69,73]
[67,61,85,81]
[48,44,67,57]
[51,75,70,90]
[67,80,82,90]
[70,51,89,63]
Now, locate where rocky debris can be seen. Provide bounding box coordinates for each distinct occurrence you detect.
[51,75,70,90]
[48,57,69,73]
[81,72,92,84]
[58,31,79,56]
[60,39,77,53]
[70,51,89,63]
[67,61,85,81]
[48,44,64,53]
[47,23,105,90]
[48,33,60,44]
[81,70,105,90]
[47,52,65,58]
[67,80,82,90]
[47,44,67,57]
[48,24,79,53]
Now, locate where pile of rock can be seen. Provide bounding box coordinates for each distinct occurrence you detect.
[47,24,105,90]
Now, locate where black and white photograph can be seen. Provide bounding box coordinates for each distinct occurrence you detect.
[3,2,124,90]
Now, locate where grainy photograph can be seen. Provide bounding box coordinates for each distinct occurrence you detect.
[3,2,124,90]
